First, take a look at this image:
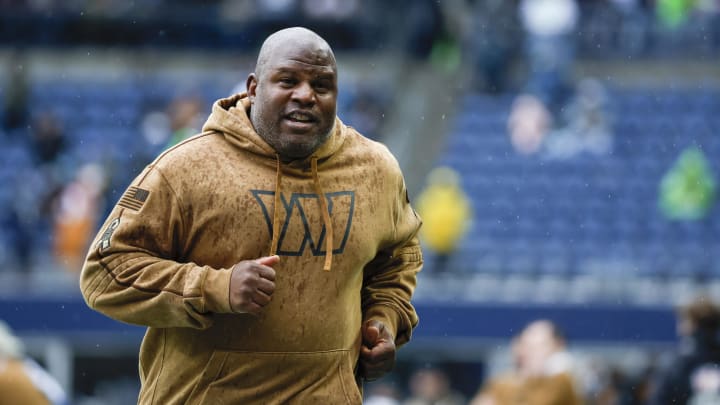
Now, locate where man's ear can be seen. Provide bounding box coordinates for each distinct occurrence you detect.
[247,73,257,104]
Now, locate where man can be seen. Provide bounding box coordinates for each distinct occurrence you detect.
[79,27,422,404]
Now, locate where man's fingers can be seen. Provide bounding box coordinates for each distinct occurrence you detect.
[256,278,275,296]
[359,328,396,381]
[363,324,380,344]
[256,265,276,282]
[371,346,395,361]
[229,258,278,314]
[252,289,272,307]
[359,353,393,381]
[361,342,394,363]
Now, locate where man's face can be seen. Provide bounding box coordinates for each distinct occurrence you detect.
[247,44,337,160]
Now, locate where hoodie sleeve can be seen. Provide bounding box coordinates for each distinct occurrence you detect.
[361,169,423,347]
[79,165,233,329]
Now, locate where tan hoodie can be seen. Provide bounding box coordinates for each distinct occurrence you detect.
[80,94,423,404]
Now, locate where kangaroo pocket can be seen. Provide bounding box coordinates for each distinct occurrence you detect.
[186,349,362,405]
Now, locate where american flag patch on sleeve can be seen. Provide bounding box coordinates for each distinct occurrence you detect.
[118,186,150,211]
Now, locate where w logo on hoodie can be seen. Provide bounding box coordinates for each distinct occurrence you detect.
[251,190,355,256]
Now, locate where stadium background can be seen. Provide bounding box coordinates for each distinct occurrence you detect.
[0,0,719,403]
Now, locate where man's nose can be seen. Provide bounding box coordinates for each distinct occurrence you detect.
[291,82,315,106]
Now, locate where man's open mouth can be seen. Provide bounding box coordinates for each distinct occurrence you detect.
[285,111,317,123]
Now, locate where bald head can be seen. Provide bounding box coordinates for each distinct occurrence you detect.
[255,27,337,80]
[246,27,339,160]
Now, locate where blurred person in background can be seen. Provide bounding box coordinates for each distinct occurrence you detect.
[658,145,716,221]
[29,112,67,167]
[136,93,207,175]
[403,0,445,60]
[0,320,67,405]
[163,93,205,149]
[507,93,552,155]
[1,110,68,273]
[507,0,579,159]
[344,86,388,141]
[470,320,584,405]
[656,0,695,29]
[519,0,579,115]
[404,365,465,405]
[79,27,422,404]
[509,78,614,160]
[544,77,614,160]
[649,296,720,404]
[51,163,106,272]
[415,166,472,273]
[466,0,521,94]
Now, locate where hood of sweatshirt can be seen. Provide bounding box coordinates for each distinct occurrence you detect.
[201,92,345,270]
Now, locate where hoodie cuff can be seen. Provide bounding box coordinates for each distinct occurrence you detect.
[202,267,233,314]
[363,305,402,341]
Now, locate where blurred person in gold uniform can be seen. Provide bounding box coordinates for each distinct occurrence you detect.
[471,320,584,405]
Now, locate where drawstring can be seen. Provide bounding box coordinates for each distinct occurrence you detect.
[269,155,282,256]
[311,157,333,271]
[268,155,333,271]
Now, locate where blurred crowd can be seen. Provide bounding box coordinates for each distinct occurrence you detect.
[414,0,719,281]
[0,0,718,58]
[357,295,720,404]
[1,1,720,402]
[2,0,717,276]
[4,294,720,404]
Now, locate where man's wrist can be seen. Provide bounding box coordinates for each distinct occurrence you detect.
[363,306,400,340]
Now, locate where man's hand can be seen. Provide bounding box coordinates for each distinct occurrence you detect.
[359,320,396,381]
[229,255,279,315]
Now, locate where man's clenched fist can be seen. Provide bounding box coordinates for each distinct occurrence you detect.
[229,255,279,315]
[359,320,396,381]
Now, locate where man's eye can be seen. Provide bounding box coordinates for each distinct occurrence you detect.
[279,77,295,85]
[314,82,332,92]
